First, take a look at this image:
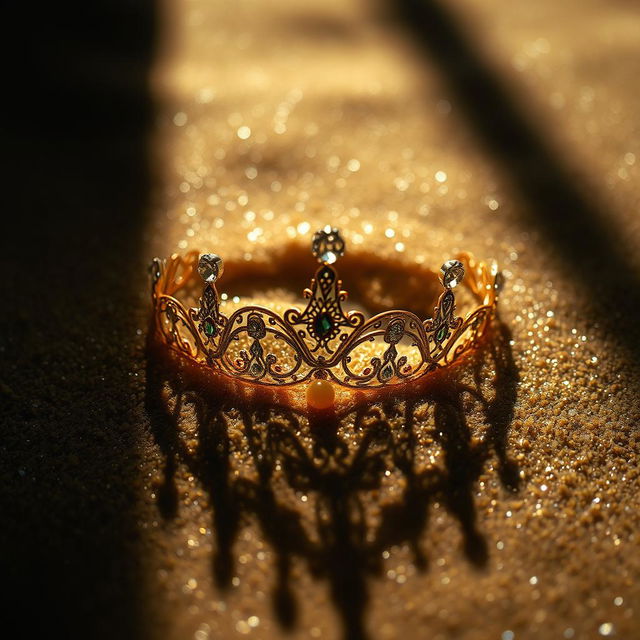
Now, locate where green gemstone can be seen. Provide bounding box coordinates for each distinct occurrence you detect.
[437,326,447,341]
[314,313,333,337]
[204,320,216,337]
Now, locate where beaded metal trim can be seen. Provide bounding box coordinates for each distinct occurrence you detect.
[150,227,500,389]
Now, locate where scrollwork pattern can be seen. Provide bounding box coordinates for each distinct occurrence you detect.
[151,251,499,388]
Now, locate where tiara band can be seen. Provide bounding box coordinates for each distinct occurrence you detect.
[150,227,500,408]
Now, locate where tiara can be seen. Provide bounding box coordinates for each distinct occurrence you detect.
[150,227,500,408]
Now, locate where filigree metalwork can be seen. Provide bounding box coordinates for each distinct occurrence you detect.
[284,264,365,354]
[311,225,346,264]
[150,229,500,389]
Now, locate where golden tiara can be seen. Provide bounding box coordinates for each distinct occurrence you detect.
[150,227,500,408]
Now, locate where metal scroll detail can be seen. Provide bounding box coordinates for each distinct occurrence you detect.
[195,283,226,349]
[150,241,499,388]
[284,264,365,354]
[425,289,462,351]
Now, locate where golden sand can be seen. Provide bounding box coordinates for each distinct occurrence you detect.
[119,0,640,638]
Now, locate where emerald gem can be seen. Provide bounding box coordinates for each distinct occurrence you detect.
[437,326,447,341]
[314,313,333,337]
[204,320,216,337]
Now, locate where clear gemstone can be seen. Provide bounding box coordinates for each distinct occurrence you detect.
[320,250,337,264]
[440,259,464,289]
[198,253,224,283]
[312,227,345,264]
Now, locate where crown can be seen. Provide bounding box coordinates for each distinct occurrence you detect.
[150,227,500,407]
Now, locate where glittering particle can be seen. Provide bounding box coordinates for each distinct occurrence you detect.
[347,158,361,172]
[327,155,340,170]
[237,125,251,140]
[182,577,198,593]
[502,631,515,640]
[598,623,615,636]
[385,228,395,238]
[614,596,623,606]
[196,87,215,104]
[235,620,251,634]
[173,111,188,126]
[435,170,447,183]
[247,616,260,628]
[529,576,538,585]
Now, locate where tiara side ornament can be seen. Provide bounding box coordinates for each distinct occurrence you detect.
[150,227,500,409]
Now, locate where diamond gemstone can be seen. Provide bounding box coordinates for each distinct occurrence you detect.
[440,259,464,289]
[312,226,346,264]
[198,253,224,283]
[320,250,337,264]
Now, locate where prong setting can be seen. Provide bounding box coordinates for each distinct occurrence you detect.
[198,253,224,283]
[312,226,346,265]
[440,259,465,289]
